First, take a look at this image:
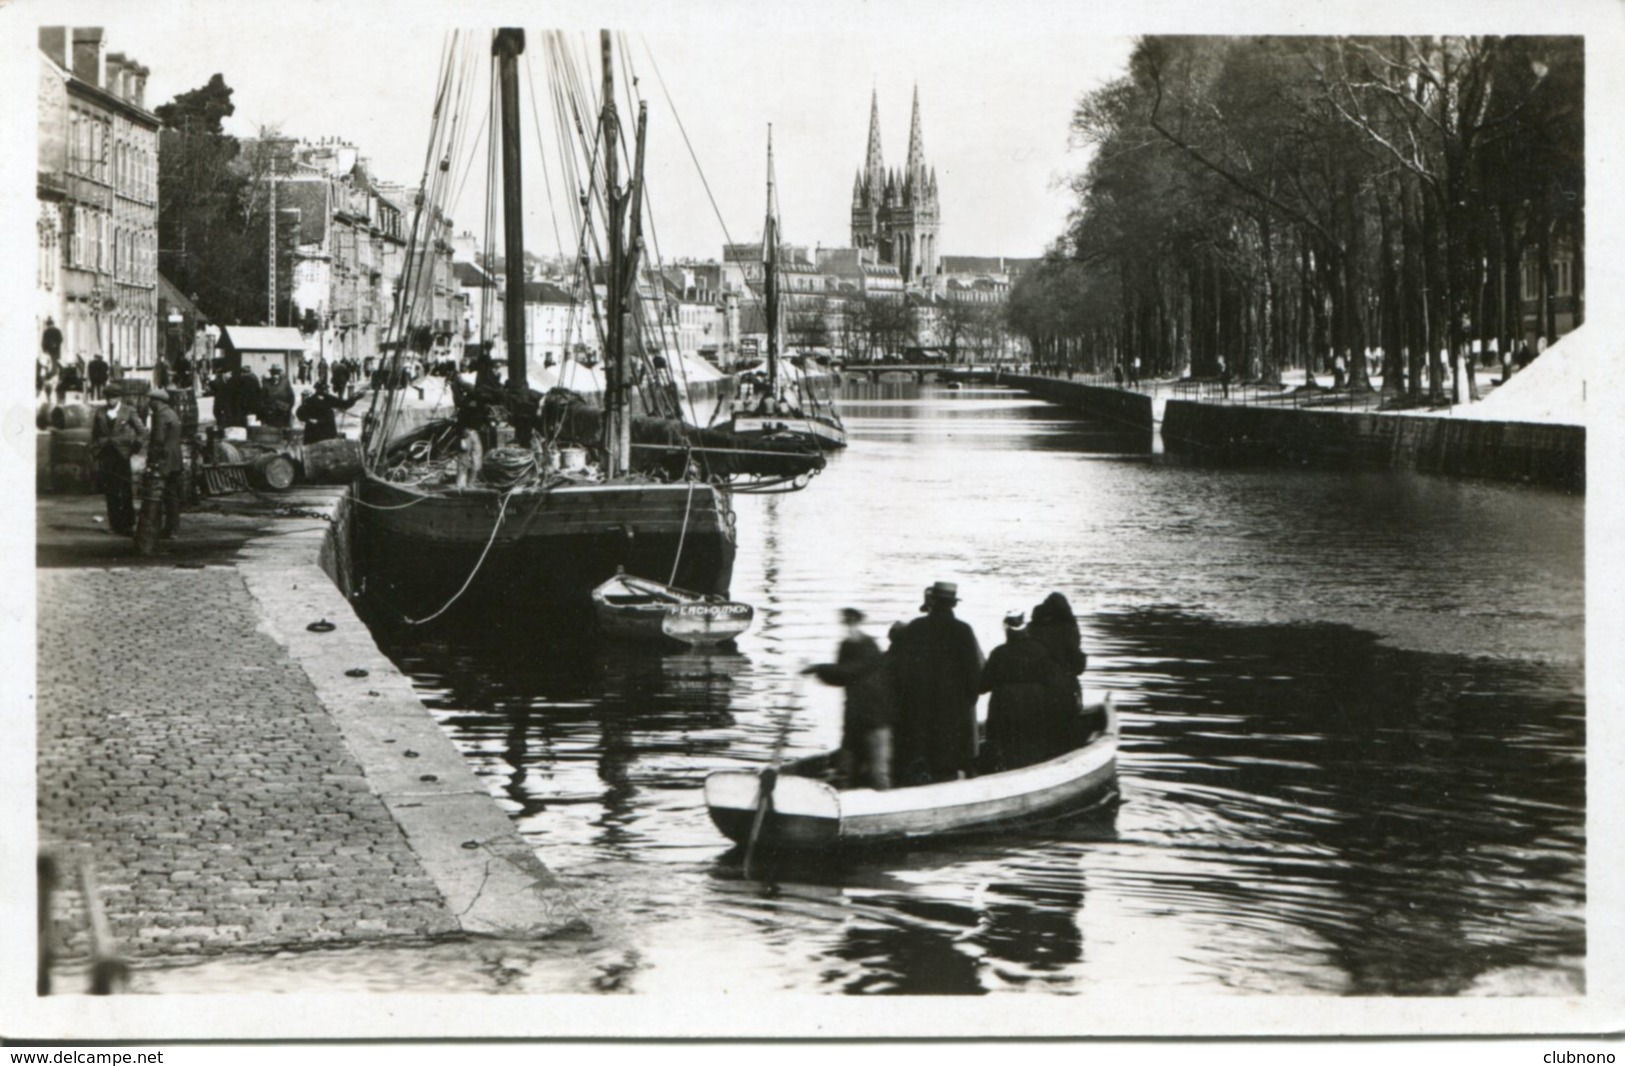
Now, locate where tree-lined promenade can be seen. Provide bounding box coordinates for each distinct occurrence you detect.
[1008,36,1583,408]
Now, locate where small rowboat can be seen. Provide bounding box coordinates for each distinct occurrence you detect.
[705,697,1120,851]
[592,570,755,646]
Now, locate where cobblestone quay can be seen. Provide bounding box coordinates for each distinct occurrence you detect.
[36,494,587,966]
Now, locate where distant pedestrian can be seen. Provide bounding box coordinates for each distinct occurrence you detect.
[90,383,147,535]
[1333,352,1347,389]
[1113,361,1124,388]
[1515,341,1533,370]
[803,608,895,790]
[1130,356,1142,387]
[87,354,108,402]
[1218,355,1231,399]
[317,356,329,391]
[331,358,350,399]
[890,581,985,784]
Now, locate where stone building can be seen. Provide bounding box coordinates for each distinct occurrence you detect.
[36,27,159,379]
[850,86,940,291]
[266,139,421,369]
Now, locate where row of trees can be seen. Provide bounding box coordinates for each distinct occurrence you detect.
[1008,36,1583,402]
[157,74,294,332]
[782,295,1009,362]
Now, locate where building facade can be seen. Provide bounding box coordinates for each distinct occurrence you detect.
[37,27,159,380]
[269,139,425,370]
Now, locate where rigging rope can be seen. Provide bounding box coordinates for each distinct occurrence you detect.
[401,487,516,626]
[667,475,695,586]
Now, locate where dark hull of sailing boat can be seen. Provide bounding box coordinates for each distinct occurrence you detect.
[727,412,847,451]
[352,474,736,627]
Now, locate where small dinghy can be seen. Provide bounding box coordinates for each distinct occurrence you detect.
[706,697,1121,851]
[592,570,755,646]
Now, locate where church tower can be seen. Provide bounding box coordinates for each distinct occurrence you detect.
[850,89,885,262]
[850,84,940,288]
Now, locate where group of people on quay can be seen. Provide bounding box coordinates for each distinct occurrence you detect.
[205,359,366,441]
[804,582,1098,791]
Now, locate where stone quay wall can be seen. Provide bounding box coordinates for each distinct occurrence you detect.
[994,374,1156,432]
[36,510,587,967]
[1161,400,1585,493]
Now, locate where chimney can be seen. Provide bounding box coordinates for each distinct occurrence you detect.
[132,65,148,109]
[106,53,125,100]
[72,27,104,88]
[38,27,67,68]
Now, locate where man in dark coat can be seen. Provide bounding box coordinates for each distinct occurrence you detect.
[297,382,363,445]
[980,611,1064,772]
[146,388,185,537]
[211,365,243,428]
[90,383,148,535]
[804,608,895,790]
[87,354,109,401]
[261,366,296,428]
[890,581,984,784]
[234,365,264,424]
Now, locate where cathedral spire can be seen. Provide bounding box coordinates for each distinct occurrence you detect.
[865,87,884,194]
[906,83,925,189]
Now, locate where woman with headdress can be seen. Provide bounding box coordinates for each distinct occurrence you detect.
[1027,591,1093,755]
[979,610,1064,772]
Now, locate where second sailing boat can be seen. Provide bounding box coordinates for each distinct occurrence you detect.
[726,129,847,451]
[352,30,818,629]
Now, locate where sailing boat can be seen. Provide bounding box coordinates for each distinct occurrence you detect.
[351,30,819,627]
[726,129,848,451]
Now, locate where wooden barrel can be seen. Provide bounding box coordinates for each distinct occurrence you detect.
[247,425,288,446]
[300,438,364,484]
[247,452,297,491]
[48,402,94,432]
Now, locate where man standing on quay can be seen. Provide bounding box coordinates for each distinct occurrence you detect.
[146,388,184,539]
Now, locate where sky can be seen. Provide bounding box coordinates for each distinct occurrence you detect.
[30,0,1141,263]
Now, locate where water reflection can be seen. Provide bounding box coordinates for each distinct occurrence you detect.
[365,380,1583,996]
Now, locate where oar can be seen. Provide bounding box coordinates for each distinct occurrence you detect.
[741,766,778,881]
[742,673,804,882]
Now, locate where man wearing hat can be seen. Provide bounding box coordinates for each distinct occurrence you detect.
[90,382,148,535]
[261,365,296,429]
[803,608,895,790]
[889,581,985,784]
[297,380,364,446]
[145,387,184,538]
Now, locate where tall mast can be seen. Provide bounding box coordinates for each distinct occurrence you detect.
[600,30,626,476]
[494,28,528,400]
[764,125,779,397]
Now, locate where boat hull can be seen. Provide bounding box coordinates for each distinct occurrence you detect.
[705,706,1120,851]
[729,414,847,451]
[591,573,754,646]
[353,476,736,626]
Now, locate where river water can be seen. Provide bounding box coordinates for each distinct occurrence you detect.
[356,380,1585,996]
[144,381,1586,997]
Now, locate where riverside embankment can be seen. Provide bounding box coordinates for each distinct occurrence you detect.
[34,488,598,990]
[992,369,1584,492]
